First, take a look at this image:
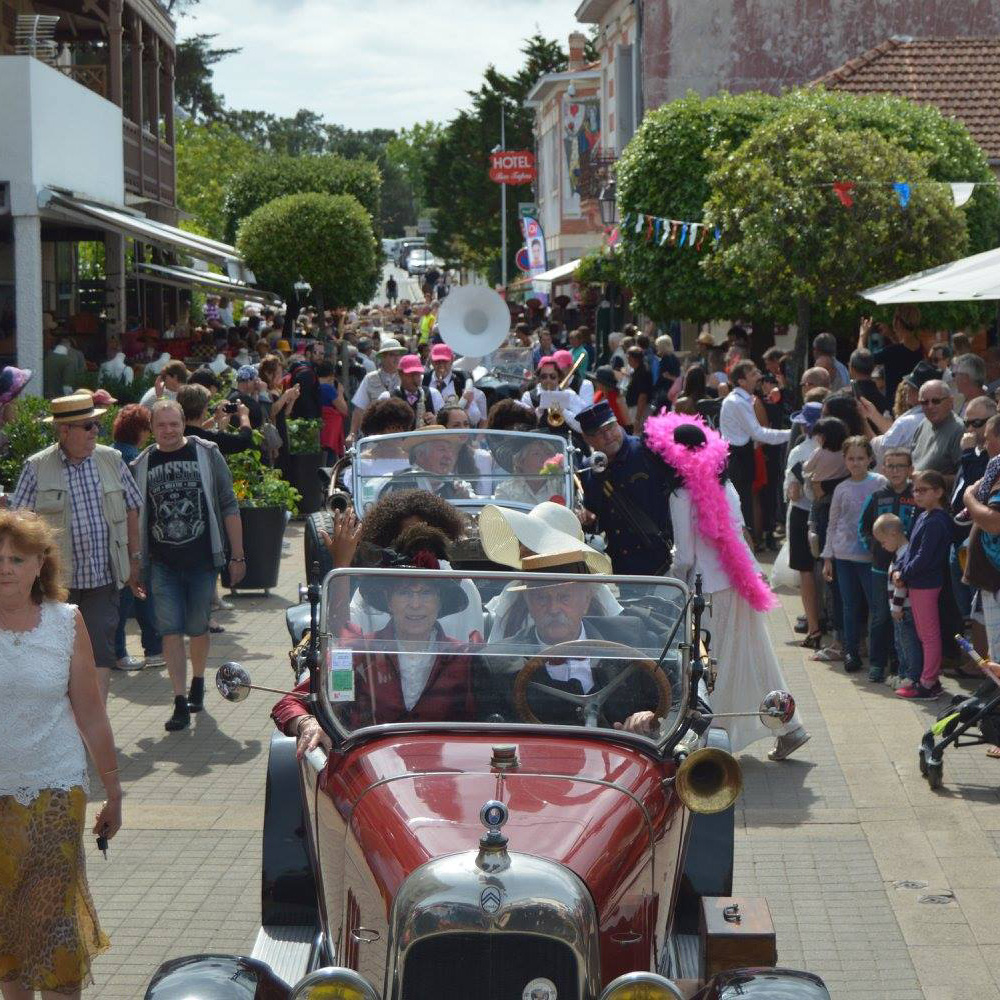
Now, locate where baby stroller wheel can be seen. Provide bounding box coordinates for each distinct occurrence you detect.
[926,759,943,790]
[918,745,929,777]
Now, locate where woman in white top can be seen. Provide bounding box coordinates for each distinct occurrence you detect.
[663,422,810,761]
[0,510,122,998]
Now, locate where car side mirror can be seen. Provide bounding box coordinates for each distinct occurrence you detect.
[215,662,305,704]
[759,690,796,731]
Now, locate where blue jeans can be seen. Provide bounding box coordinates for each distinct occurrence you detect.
[893,607,923,683]
[150,561,218,638]
[869,570,892,674]
[834,558,873,658]
[950,543,972,619]
[114,583,162,659]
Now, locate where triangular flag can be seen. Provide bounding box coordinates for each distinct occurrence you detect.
[832,181,855,207]
[951,183,975,207]
[653,218,663,244]
[635,214,645,234]
[893,182,911,208]
[696,226,708,250]
[679,223,690,246]
[659,223,671,246]
[645,215,654,242]
[669,222,680,245]
[607,226,620,247]
[620,213,630,231]
[688,223,700,247]
[713,227,722,242]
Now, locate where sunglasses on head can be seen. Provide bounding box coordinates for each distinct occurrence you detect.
[965,417,989,429]
[919,397,947,407]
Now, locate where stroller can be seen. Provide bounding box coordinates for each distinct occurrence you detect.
[919,677,1000,789]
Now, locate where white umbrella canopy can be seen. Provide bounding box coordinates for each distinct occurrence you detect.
[861,247,1000,304]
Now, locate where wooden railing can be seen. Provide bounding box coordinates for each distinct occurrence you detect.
[56,63,107,98]
[123,117,175,205]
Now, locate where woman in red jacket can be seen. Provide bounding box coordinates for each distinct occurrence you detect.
[271,525,477,754]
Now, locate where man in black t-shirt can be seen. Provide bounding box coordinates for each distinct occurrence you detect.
[859,308,925,403]
[624,345,653,433]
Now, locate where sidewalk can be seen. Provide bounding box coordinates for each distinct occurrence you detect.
[81,531,1000,998]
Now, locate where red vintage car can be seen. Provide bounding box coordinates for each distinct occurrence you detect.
[144,567,829,1000]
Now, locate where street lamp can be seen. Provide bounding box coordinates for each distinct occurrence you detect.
[598,180,618,226]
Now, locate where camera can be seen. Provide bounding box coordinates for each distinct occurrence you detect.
[223,401,238,414]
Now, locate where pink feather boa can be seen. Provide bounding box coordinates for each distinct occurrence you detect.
[644,411,778,611]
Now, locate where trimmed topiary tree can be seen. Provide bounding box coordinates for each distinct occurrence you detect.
[703,109,967,369]
[236,192,378,310]
[223,154,382,244]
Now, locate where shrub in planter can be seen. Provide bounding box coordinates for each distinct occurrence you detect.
[223,444,301,591]
[286,417,324,515]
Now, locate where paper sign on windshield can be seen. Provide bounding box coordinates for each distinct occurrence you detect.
[327,649,355,702]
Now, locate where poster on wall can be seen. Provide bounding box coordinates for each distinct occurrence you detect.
[562,96,601,218]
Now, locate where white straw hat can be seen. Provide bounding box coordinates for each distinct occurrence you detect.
[479,502,611,575]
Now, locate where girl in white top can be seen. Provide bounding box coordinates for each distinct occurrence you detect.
[0,510,121,997]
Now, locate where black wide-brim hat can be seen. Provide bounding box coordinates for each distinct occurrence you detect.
[358,574,468,617]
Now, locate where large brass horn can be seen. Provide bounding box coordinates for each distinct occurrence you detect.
[674,747,743,815]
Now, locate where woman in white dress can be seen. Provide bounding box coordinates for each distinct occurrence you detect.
[0,511,122,998]
[650,417,810,761]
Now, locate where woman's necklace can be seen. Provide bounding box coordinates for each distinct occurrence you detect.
[0,605,39,645]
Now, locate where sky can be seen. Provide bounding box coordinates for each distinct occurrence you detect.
[177,0,584,131]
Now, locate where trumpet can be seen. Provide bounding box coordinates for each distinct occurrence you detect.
[545,352,587,429]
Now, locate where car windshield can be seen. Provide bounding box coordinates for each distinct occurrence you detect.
[316,568,689,748]
[351,429,574,514]
[488,348,533,381]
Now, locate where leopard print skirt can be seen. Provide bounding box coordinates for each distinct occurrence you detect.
[0,787,109,994]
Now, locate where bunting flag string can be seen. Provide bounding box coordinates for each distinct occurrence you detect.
[618,211,727,252]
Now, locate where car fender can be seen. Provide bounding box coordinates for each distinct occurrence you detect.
[673,727,735,934]
[262,731,320,928]
[692,967,831,999]
[143,954,289,999]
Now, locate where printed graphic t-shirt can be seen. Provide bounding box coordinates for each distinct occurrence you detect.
[146,442,213,570]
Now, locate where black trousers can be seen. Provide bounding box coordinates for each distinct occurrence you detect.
[727,441,756,533]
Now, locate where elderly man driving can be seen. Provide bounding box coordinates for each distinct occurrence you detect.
[489,550,664,734]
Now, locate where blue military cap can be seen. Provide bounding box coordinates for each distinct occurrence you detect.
[577,400,617,436]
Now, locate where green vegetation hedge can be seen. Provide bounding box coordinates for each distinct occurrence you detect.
[617,88,1000,324]
[223,154,381,244]
[236,192,379,309]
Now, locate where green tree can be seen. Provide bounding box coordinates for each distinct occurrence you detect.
[175,119,257,241]
[425,34,567,281]
[236,193,378,310]
[222,154,382,244]
[386,121,445,216]
[174,33,240,120]
[617,88,1000,324]
[704,110,966,366]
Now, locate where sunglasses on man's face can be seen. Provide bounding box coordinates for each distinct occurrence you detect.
[70,421,100,433]
[919,397,947,407]
[965,417,989,429]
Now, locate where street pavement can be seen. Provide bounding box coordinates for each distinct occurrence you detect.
[377,257,424,305]
[83,528,1000,998]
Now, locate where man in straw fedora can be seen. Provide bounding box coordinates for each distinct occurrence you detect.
[11,394,144,700]
[478,503,664,734]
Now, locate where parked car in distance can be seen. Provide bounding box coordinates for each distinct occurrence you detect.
[395,237,426,268]
[405,248,440,276]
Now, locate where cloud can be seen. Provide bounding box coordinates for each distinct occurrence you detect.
[178,0,582,130]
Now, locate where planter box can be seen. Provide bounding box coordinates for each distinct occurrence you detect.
[289,451,324,516]
[221,506,286,593]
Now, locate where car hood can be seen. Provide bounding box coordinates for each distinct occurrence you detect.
[326,733,672,913]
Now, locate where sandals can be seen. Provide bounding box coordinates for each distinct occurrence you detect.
[812,646,844,662]
[987,745,1000,759]
[799,631,823,650]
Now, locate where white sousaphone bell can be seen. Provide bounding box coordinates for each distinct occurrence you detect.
[437,284,511,359]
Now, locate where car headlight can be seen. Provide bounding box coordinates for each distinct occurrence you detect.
[290,967,380,1000]
[599,972,685,1000]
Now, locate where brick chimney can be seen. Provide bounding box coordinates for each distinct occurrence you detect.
[568,31,587,71]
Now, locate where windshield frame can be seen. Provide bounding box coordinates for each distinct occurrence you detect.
[348,428,576,515]
[315,567,691,756]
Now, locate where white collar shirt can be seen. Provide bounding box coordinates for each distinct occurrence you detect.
[538,624,594,692]
[719,387,791,447]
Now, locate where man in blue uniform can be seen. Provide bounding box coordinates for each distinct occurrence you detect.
[577,401,677,575]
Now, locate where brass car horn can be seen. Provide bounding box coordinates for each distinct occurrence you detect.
[674,746,743,815]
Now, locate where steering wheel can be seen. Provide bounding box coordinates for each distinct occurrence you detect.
[513,639,672,728]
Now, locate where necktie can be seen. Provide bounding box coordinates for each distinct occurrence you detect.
[437,380,446,393]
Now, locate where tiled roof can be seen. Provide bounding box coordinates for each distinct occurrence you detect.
[815,37,1000,163]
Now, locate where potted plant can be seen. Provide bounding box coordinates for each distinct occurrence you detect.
[286,417,324,516]
[222,442,301,594]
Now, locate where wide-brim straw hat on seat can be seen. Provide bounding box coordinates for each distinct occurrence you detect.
[44,393,107,424]
[479,501,611,576]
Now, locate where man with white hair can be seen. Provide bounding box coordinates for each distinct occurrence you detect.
[910,379,964,476]
[952,353,986,415]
